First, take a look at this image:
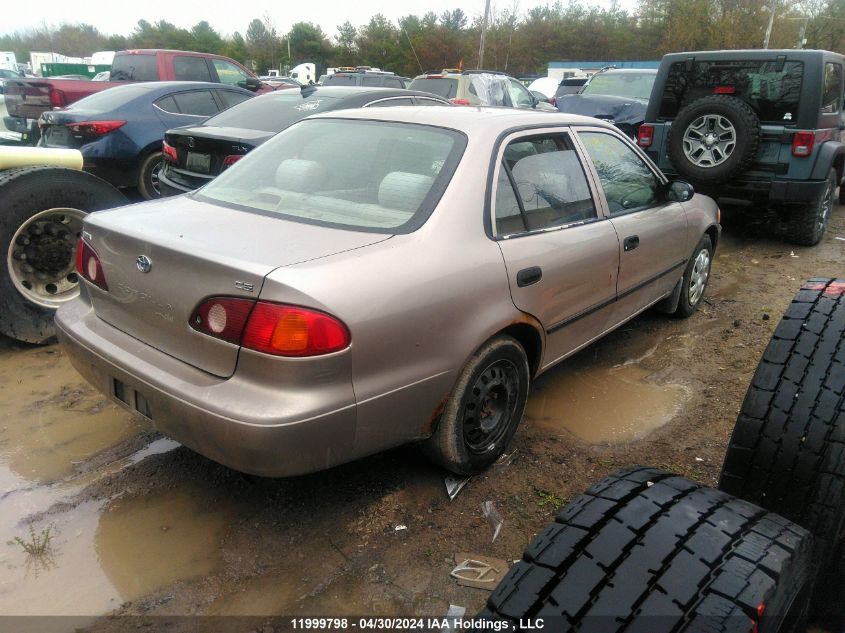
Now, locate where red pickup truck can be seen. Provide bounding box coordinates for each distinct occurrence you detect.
[4,49,275,142]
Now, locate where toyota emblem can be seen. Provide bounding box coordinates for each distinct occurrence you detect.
[136,255,152,273]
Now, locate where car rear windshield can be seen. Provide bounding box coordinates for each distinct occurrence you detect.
[323,75,358,85]
[196,118,466,233]
[71,84,153,110]
[408,78,458,99]
[110,54,159,81]
[206,92,343,132]
[658,60,803,123]
[581,73,656,100]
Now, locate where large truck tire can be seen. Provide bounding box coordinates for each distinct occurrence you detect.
[0,167,126,344]
[720,278,845,584]
[477,467,814,633]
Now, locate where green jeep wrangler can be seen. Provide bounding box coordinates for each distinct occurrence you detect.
[638,49,845,245]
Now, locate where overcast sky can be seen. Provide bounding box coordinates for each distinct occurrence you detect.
[2,0,637,40]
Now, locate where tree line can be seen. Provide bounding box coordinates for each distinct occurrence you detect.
[1,0,842,79]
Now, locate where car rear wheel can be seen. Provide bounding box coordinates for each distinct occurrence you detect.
[786,168,836,246]
[423,335,529,475]
[667,95,760,184]
[720,278,845,595]
[0,167,126,344]
[137,151,164,200]
[477,467,814,633]
[674,234,712,318]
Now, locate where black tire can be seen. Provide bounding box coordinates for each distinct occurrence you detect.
[0,167,126,344]
[838,179,845,206]
[667,95,760,185]
[477,467,814,633]
[137,151,163,200]
[720,278,845,581]
[786,168,836,246]
[674,234,712,318]
[423,335,529,475]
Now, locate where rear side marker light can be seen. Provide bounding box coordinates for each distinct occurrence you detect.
[162,140,178,162]
[637,124,654,148]
[713,86,735,94]
[450,98,471,105]
[190,298,351,357]
[75,238,108,291]
[791,131,814,157]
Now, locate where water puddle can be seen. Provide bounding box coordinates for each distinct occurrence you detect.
[526,361,690,444]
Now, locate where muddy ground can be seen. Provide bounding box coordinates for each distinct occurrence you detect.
[1,203,844,633]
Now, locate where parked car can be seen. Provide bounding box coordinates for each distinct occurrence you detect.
[527,76,559,100]
[638,49,845,246]
[552,75,589,102]
[159,86,450,196]
[4,49,274,143]
[38,81,254,199]
[408,69,557,110]
[555,68,657,138]
[322,70,410,88]
[56,107,720,478]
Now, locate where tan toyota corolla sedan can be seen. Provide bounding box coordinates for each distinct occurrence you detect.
[56,107,720,477]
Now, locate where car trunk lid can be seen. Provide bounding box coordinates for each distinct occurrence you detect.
[83,195,390,377]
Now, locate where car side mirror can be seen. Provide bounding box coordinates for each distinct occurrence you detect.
[239,77,262,92]
[666,180,694,202]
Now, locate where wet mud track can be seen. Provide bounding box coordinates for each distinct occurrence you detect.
[1,203,844,631]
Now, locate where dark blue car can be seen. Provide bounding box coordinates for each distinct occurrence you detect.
[38,81,254,199]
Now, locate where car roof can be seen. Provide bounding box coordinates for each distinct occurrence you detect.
[256,86,443,100]
[595,68,658,74]
[660,49,845,62]
[106,81,249,94]
[307,105,615,135]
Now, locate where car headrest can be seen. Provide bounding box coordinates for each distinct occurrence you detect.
[378,171,433,213]
[275,159,327,193]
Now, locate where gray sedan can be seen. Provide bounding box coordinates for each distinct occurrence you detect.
[56,107,720,477]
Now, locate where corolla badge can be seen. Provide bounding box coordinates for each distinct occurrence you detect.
[136,255,152,273]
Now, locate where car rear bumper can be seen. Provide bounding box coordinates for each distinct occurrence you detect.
[55,298,358,477]
[159,164,212,196]
[660,173,830,207]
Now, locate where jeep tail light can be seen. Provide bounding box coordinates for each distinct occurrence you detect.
[242,303,350,357]
[792,131,814,157]
[190,297,255,345]
[450,98,471,106]
[162,140,178,162]
[66,120,126,138]
[713,86,735,94]
[189,298,350,356]
[75,238,108,291]
[637,124,654,148]
[222,155,244,169]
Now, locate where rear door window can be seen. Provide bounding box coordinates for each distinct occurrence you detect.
[174,56,213,82]
[217,89,252,109]
[173,90,219,116]
[494,134,597,236]
[659,60,803,123]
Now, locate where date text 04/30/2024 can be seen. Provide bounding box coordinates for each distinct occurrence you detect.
[289,617,545,630]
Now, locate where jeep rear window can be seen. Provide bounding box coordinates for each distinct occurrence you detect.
[110,54,159,81]
[408,78,458,99]
[659,60,803,124]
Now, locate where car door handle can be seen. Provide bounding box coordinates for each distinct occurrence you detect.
[517,267,542,287]
[623,235,640,252]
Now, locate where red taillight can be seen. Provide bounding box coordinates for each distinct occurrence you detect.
[75,238,108,291]
[189,297,255,345]
[49,89,66,108]
[162,140,178,162]
[792,131,814,157]
[713,86,735,94]
[450,98,471,105]
[66,120,126,138]
[637,124,654,148]
[190,298,351,357]
[222,154,244,169]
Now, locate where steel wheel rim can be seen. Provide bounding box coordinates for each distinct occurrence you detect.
[462,359,520,454]
[682,114,736,167]
[688,248,710,306]
[7,207,86,309]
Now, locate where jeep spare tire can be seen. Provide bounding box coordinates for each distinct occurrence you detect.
[477,467,814,632]
[667,95,761,184]
[0,167,126,344]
